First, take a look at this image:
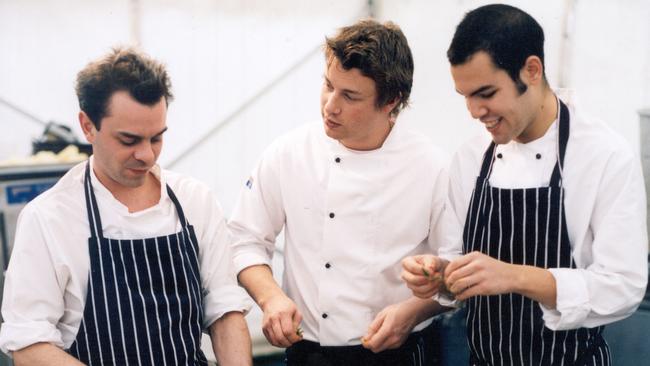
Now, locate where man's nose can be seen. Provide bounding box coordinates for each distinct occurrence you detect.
[467,98,487,119]
[133,141,155,164]
[324,93,341,116]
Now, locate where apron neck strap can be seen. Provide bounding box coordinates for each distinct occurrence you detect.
[166,184,189,228]
[549,99,571,187]
[84,162,104,240]
[478,142,498,181]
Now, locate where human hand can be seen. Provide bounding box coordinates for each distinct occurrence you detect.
[260,293,303,347]
[444,251,517,301]
[361,302,416,353]
[401,254,448,298]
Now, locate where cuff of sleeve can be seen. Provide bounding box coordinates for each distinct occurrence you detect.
[541,268,590,330]
[232,246,272,275]
[202,285,255,329]
[433,293,460,308]
[0,321,64,355]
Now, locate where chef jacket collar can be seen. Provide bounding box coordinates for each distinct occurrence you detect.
[84,156,168,216]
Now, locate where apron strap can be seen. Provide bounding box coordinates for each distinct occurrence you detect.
[166,184,189,228]
[84,162,104,240]
[478,142,498,180]
[550,100,571,187]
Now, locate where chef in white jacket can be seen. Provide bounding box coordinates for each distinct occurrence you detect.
[0,47,252,366]
[229,19,457,366]
[402,5,648,366]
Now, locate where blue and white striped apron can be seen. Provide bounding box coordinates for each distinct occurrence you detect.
[67,163,208,365]
[463,100,611,366]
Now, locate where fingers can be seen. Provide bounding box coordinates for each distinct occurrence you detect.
[362,311,389,353]
[402,255,444,282]
[402,255,445,298]
[401,268,431,287]
[421,256,439,279]
[447,273,480,298]
[264,315,293,347]
[262,298,304,347]
[401,255,427,275]
[444,251,476,277]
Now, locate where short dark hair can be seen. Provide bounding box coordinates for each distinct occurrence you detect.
[325,19,414,116]
[447,4,546,94]
[75,47,173,129]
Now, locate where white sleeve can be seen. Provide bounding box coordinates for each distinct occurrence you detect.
[229,142,287,275]
[541,149,648,330]
[0,205,67,353]
[427,160,463,262]
[430,151,469,307]
[194,188,253,329]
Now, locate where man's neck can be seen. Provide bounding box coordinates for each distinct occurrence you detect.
[339,120,394,151]
[518,88,558,144]
[95,170,162,213]
[115,174,161,213]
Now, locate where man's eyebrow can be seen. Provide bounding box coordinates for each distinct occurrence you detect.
[323,76,362,96]
[117,127,168,140]
[466,85,494,97]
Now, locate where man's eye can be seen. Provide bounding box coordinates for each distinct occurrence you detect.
[120,139,136,146]
[479,90,497,99]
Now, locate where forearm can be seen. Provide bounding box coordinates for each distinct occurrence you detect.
[511,264,557,309]
[210,311,252,366]
[401,296,451,326]
[13,342,85,366]
[238,264,284,308]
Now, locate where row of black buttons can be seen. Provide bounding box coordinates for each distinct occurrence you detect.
[320,156,343,322]
[496,153,542,159]
[324,159,336,322]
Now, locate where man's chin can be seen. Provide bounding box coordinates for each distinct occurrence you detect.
[323,125,343,140]
[118,174,147,188]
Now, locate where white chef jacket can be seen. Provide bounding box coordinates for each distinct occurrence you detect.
[229,121,460,346]
[447,90,648,331]
[0,157,252,353]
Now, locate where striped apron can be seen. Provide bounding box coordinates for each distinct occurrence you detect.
[463,100,611,366]
[67,163,208,365]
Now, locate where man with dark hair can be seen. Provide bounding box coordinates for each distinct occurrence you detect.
[402,4,647,365]
[230,19,455,365]
[0,47,253,365]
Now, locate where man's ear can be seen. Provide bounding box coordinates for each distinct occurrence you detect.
[520,55,544,86]
[79,111,97,143]
[382,95,401,116]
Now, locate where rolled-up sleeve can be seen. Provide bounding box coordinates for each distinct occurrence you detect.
[229,142,287,275]
[0,205,67,354]
[541,148,648,330]
[197,192,253,329]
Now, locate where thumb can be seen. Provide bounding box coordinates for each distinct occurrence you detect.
[292,308,303,338]
[362,311,385,346]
